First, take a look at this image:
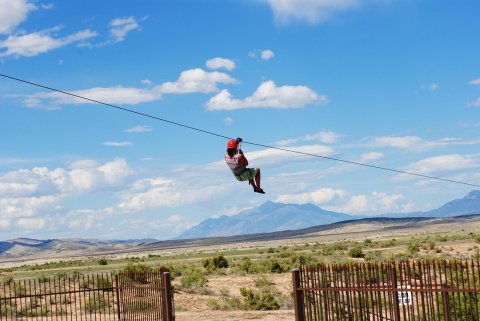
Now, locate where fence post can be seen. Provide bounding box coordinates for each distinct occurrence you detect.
[390,265,401,321]
[115,274,122,321]
[162,272,174,321]
[442,285,451,321]
[292,269,306,321]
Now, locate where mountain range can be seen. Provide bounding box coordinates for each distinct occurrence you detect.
[178,190,480,239]
[2,190,480,261]
[0,238,155,259]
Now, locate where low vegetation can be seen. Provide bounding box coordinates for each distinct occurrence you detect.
[1,230,479,315]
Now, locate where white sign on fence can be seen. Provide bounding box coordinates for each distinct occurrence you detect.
[397,285,413,306]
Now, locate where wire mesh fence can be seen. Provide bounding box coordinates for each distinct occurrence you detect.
[0,270,174,321]
[293,259,480,321]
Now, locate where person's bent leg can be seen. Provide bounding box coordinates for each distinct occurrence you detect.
[255,168,261,189]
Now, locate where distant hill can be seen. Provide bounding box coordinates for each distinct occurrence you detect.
[2,191,480,262]
[178,190,480,239]
[0,238,156,258]
[178,201,353,239]
[415,190,480,217]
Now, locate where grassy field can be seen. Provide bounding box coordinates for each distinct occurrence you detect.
[2,230,480,320]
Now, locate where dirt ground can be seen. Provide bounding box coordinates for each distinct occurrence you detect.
[173,273,294,320]
[175,310,294,321]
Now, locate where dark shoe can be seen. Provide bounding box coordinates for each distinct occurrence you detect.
[254,187,265,194]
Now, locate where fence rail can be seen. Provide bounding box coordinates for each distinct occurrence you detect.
[293,259,480,321]
[0,271,174,321]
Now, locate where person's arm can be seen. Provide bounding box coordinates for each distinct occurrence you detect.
[237,154,249,166]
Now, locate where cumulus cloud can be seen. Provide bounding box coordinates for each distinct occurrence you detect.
[0,28,97,57]
[0,158,132,199]
[206,57,236,71]
[21,67,237,109]
[0,158,134,231]
[157,68,237,94]
[206,80,327,110]
[326,192,413,214]
[263,0,361,25]
[275,130,340,146]
[401,154,478,176]
[276,188,347,205]
[17,218,46,230]
[0,0,37,34]
[261,50,274,60]
[124,125,153,133]
[0,195,62,219]
[249,49,274,60]
[109,16,140,42]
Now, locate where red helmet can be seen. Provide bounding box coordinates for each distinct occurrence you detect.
[227,139,237,149]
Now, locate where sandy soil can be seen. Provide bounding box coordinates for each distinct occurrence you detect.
[172,273,294,320]
[175,310,294,321]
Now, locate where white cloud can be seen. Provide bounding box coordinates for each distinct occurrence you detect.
[429,83,439,91]
[121,215,196,237]
[360,152,384,162]
[0,158,133,199]
[207,80,327,110]
[469,79,480,85]
[30,86,158,107]
[0,195,62,219]
[109,16,140,42]
[0,0,37,34]
[368,136,423,149]
[157,68,237,94]
[275,130,340,146]
[0,219,10,228]
[124,125,153,133]
[206,57,236,71]
[326,192,413,214]
[276,188,347,205]
[261,50,274,60]
[263,0,360,25]
[402,154,477,176]
[246,144,335,167]
[17,218,46,230]
[0,28,97,57]
[360,135,480,151]
[21,67,237,109]
[102,141,132,147]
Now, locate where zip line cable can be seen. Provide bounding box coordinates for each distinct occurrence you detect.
[1,72,480,189]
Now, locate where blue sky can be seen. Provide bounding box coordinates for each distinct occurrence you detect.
[1,0,480,240]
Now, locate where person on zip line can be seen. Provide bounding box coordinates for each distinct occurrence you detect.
[225,137,265,194]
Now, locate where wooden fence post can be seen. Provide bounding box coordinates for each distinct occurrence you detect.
[292,269,306,321]
[442,285,451,321]
[162,272,174,321]
[115,274,122,321]
[390,266,401,321]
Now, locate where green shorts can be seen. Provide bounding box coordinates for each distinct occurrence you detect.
[235,168,257,181]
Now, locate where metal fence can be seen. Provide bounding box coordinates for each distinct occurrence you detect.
[292,260,480,321]
[0,271,174,321]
